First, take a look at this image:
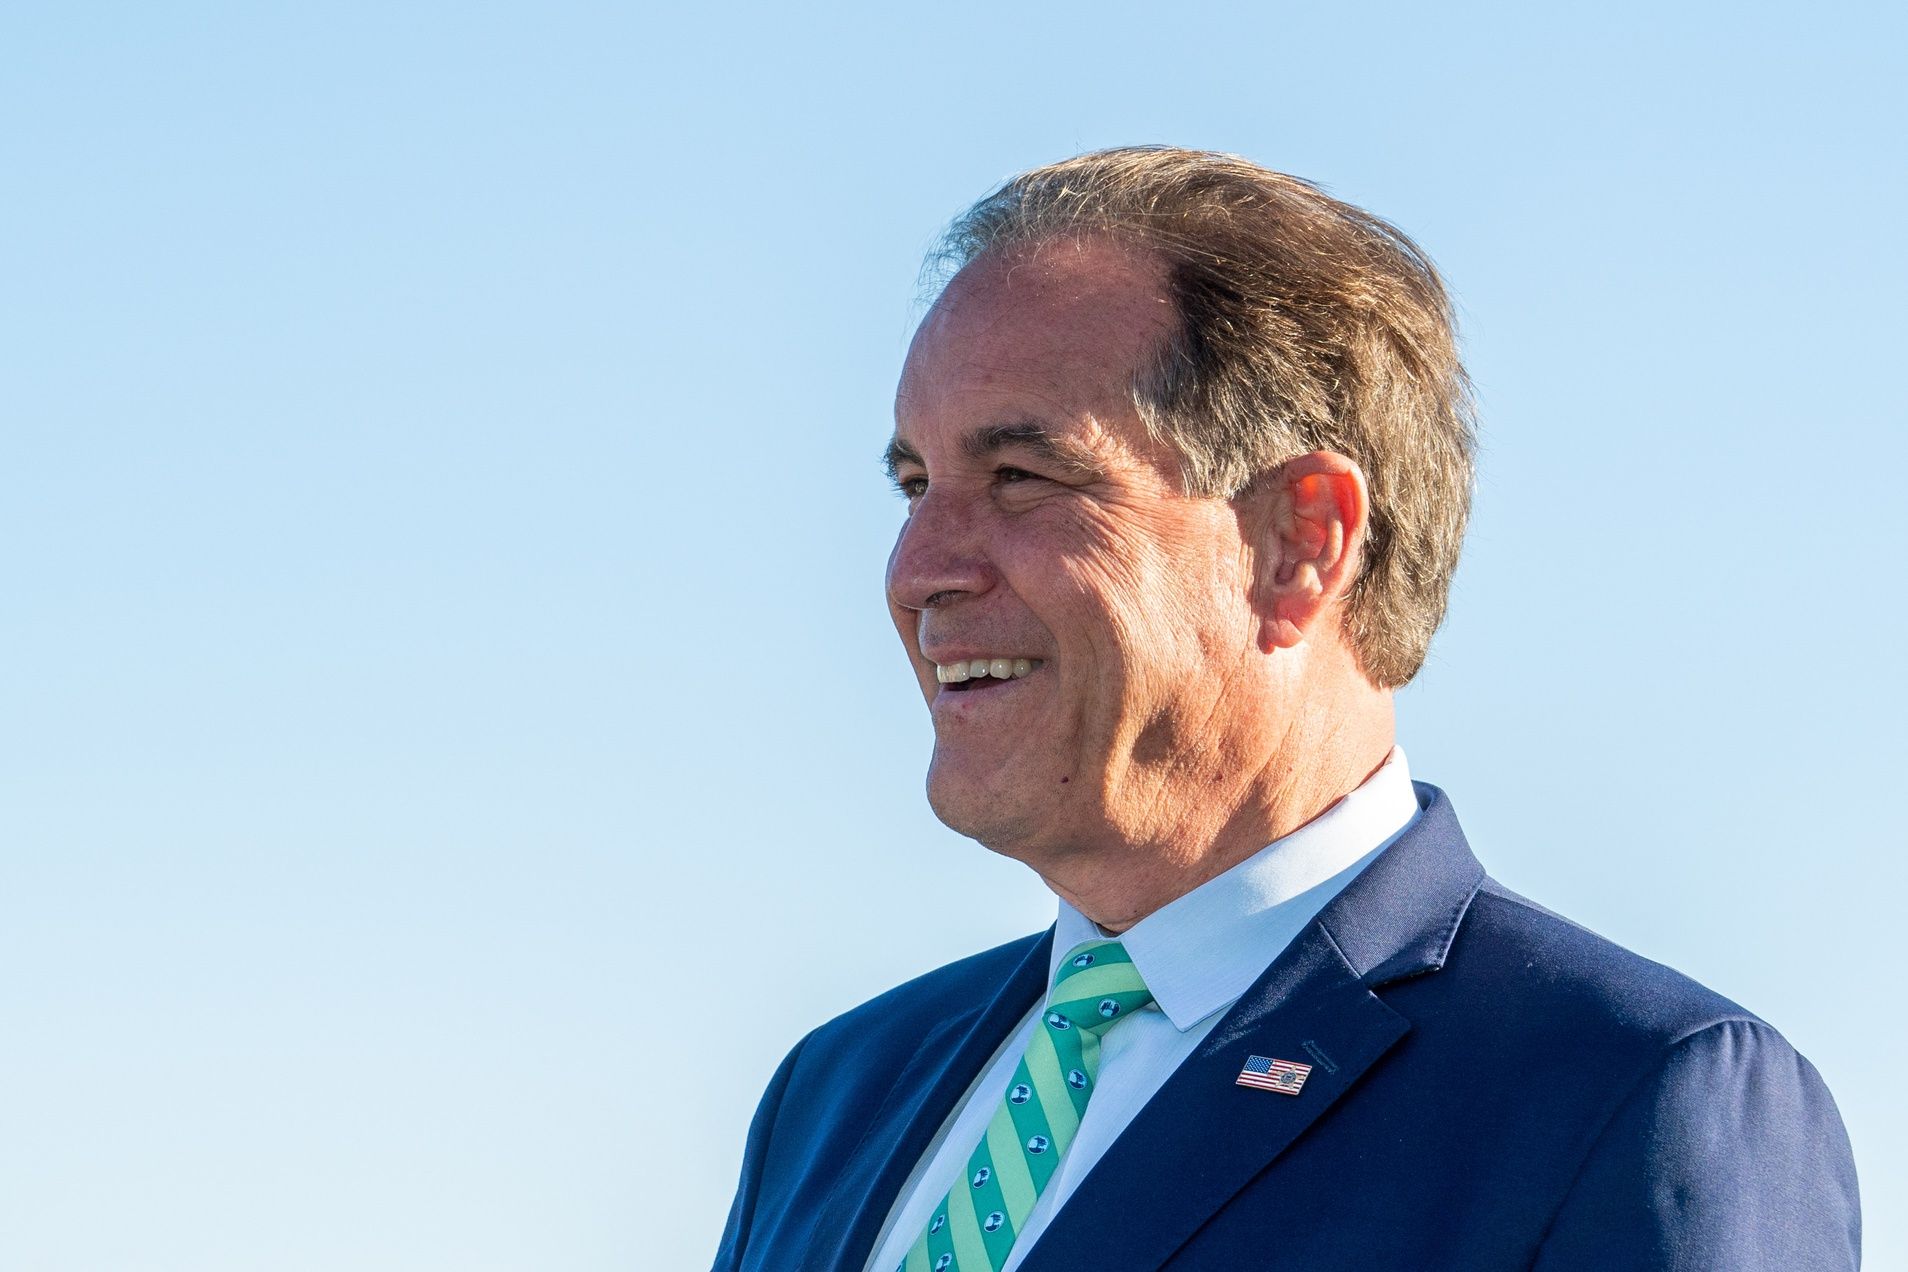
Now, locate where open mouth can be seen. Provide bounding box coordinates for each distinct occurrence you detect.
[935,657,1043,693]
[944,675,1011,694]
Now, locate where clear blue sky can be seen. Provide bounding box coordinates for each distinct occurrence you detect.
[4,3,1903,1268]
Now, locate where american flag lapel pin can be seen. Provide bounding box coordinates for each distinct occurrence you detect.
[1236,1054,1313,1095]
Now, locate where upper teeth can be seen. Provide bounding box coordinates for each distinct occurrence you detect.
[935,657,1042,684]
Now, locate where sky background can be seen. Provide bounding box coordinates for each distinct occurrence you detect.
[4,3,1904,1268]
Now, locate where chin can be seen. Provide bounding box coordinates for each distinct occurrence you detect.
[924,761,1042,859]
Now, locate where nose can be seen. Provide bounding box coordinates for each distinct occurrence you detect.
[885,489,995,614]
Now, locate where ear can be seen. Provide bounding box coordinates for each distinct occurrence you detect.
[1249,451,1370,654]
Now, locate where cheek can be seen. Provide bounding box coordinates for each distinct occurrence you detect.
[1053,553,1198,686]
[1060,500,1171,593]
[1046,513,1224,678]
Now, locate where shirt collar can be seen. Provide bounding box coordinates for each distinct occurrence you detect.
[1049,747,1423,1031]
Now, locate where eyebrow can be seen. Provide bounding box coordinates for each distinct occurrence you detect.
[882,420,1108,483]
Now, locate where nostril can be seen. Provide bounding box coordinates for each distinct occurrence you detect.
[924,589,964,608]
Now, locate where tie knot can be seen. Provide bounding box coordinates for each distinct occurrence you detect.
[1043,940,1154,1036]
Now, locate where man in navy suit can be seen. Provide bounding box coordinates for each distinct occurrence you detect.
[713,148,1860,1271]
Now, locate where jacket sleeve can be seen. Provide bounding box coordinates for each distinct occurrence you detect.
[1531,1018,1860,1271]
[711,1035,809,1272]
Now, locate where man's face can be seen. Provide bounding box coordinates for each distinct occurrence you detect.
[885,240,1268,866]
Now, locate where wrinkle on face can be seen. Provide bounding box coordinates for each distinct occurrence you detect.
[886,237,1287,869]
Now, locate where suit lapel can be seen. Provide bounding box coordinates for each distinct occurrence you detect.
[808,929,1055,1272]
[1018,785,1485,1272]
[1015,925,1406,1272]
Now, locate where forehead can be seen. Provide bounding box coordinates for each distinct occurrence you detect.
[894,238,1177,440]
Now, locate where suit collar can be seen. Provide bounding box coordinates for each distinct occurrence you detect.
[1016,782,1485,1272]
[1319,781,1485,987]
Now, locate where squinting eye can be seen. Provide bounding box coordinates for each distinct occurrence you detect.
[995,466,1038,484]
[896,476,928,499]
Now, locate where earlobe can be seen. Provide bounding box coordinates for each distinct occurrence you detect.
[1257,613,1305,653]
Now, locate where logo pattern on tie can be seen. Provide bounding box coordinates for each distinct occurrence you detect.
[896,939,1154,1272]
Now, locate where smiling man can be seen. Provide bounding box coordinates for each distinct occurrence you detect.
[712,148,1859,1272]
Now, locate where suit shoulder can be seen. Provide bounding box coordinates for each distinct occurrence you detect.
[1445,877,1762,1044]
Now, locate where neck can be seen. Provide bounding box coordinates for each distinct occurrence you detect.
[1038,695,1396,933]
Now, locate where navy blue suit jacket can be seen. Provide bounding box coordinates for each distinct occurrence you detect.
[715,786,1860,1270]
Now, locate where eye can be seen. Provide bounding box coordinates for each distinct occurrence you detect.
[894,474,929,500]
[994,466,1040,485]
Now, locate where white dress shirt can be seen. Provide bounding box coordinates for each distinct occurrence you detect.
[863,749,1423,1272]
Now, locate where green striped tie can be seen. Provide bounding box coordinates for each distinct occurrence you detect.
[897,939,1154,1272]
